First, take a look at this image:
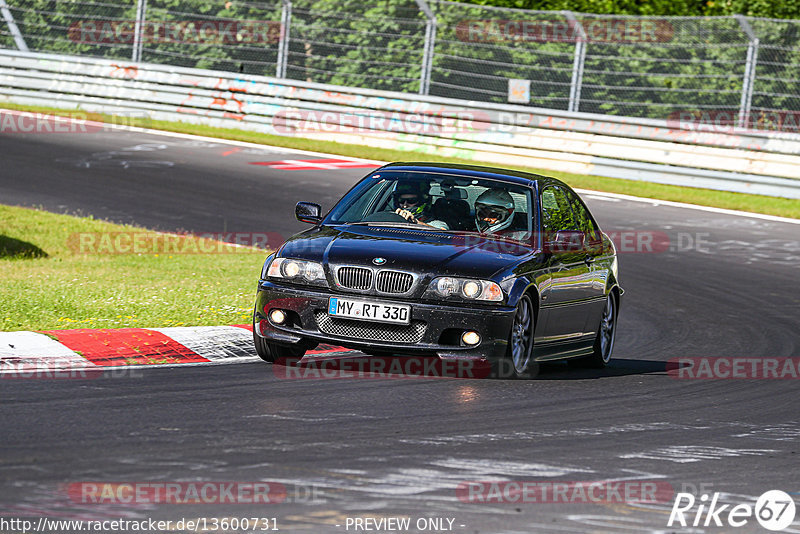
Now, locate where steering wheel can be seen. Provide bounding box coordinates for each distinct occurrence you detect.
[360,211,411,223]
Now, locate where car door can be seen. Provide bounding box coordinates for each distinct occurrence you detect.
[538,185,597,344]
[563,187,609,333]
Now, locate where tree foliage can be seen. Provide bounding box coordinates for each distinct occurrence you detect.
[2,0,799,122]
[463,0,800,19]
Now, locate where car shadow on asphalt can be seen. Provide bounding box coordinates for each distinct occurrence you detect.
[534,358,668,380]
[281,353,668,381]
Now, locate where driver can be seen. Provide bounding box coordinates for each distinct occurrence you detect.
[392,182,448,229]
[475,188,518,236]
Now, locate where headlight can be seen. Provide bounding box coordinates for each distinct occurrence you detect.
[283,260,301,278]
[427,277,503,302]
[303,261,324,281]
[462,281,481,298]
[266,258,328,287]
[436,277,457,296]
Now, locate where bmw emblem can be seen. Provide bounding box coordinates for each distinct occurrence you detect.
[372,257,387,266]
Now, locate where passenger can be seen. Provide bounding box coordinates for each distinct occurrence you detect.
[475,189,526,240]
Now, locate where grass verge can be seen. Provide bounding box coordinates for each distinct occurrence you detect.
[2,103,799,219]
[0,204,266,332]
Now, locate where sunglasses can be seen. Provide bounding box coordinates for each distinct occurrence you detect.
[394,194,421,206]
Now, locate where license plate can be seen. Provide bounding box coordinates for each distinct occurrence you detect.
[328,297,410,325]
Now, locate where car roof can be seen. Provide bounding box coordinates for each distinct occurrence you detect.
[379,162,566,189]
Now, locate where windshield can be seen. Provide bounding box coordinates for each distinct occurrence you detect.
[325,170,535,240]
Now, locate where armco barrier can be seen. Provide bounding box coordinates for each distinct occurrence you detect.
[1,49,800,198]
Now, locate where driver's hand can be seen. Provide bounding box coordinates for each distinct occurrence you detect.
[395,208,418,223]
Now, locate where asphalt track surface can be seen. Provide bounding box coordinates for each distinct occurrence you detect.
[1,128,799,534]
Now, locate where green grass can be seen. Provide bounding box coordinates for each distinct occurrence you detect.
[2,102,799,219]
[0,205,266,332]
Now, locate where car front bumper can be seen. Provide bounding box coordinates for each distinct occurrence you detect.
[254,280,516,361]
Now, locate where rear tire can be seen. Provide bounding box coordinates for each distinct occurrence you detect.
[572,292,617,369]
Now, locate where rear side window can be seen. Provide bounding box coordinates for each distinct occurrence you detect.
[563,188,600,241]
[540,186,578,233]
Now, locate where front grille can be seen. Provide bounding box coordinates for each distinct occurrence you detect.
[376,270,414,294]
[336,266,372,290]
[315,312,426,343]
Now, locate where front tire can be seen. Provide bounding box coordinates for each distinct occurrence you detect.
[252,314,308,363]
[253,329,276,362]
[492,294,538,379]
[253,330,308,363]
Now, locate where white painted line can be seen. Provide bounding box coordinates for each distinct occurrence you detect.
[574,188,800,225]
[619,445,778,463]
[148,326,258,363]
[0,331,90,372]
[98,119,386,164]
[583,194,621,202]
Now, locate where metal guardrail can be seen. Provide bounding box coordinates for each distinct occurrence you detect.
[1,49,799,199]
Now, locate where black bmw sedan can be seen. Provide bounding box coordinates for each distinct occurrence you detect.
[253,163,622,378]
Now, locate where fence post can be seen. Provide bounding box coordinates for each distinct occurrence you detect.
[132,0,147,62]
[563,11,586,113]
[415,0,436,95]
[0,0,28,51]
[735,15,759,129]
[276,0,291,78]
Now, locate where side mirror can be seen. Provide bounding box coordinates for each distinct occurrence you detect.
[295,202,322,224]
[544,230,585,254]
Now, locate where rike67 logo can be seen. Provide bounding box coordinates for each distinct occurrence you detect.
[668,490,796,531]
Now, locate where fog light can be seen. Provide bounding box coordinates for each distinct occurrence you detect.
[270,309,286,325]
[462,331,480,345]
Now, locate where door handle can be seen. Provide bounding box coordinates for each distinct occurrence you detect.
[584,255,595,265]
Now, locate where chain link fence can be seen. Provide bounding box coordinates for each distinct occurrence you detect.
[2,0,800,131]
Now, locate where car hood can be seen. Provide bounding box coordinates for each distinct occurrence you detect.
[278,225,534,279]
